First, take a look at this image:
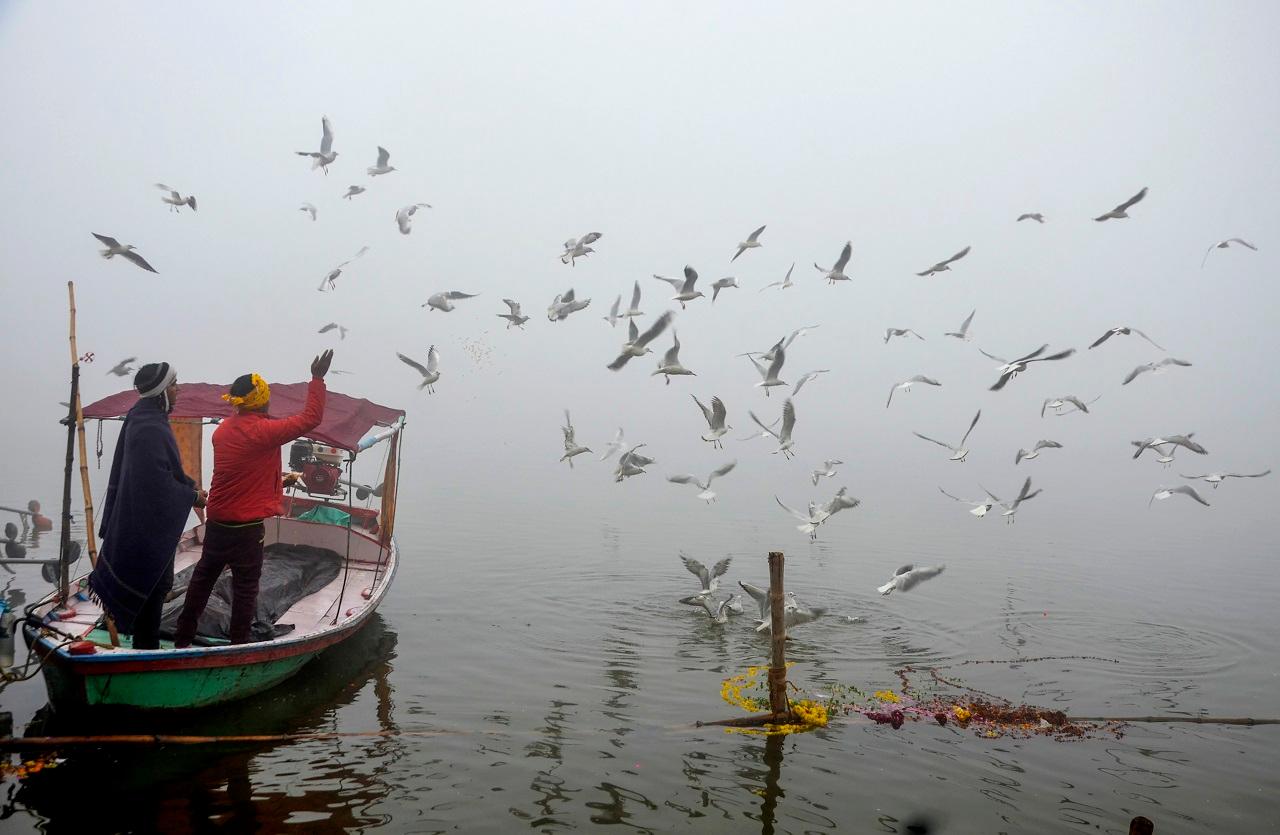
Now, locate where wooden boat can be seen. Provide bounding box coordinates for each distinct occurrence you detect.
[22,382,406,712]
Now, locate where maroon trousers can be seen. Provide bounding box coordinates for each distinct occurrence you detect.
[173,520,264,647]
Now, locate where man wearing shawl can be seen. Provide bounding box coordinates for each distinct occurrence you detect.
[89,362,206,649]
[174,350,332,647]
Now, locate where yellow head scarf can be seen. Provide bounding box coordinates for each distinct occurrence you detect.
[222,373,271,410]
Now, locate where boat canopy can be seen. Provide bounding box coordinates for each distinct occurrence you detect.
[81,383,405,452]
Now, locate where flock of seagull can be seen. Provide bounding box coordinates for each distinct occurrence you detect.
[85,116,1270,636]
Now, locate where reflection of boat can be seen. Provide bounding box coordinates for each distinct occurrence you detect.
[22,383,406,712]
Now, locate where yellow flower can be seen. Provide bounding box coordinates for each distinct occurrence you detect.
[873,690,901,704]
[953,706,972,722]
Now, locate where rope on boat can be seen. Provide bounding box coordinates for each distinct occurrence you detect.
[0,624,79,694]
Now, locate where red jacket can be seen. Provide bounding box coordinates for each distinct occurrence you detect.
[207,377,326,523]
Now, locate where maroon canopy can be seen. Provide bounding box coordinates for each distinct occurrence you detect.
[81,383,405,452]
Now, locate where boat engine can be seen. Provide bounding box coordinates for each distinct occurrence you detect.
[288,441,345,496]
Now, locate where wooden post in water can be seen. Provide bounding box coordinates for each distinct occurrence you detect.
[767,551,789,716]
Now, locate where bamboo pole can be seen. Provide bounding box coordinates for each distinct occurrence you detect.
[67,282,119,646]
[767,551,789,716]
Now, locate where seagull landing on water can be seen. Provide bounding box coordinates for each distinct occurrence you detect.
[937,486,994,517]
[1041,396,1091,418]
[732,224,766,262]
[750,398,797,459]
[397,347,440,392]
[916,246,970,277]
[914,410,981,462]
[1015,439,1063,465]
[886,375,941,409]
[811,459,842,487]
[155,184,196,212]
[561,232,602,266]
[1132,434,1207,460]
[295,116,338,174]
[1180,469,1270,489]
[710,277,739,302]
[653,266,705,309]
[738,581,774,619]
[1202,238,1258,268]
[424,291,479,313]
[342,185,366,200]
[318,322,348,340]
[91,234,158,274]
[396,203,431,235]
[654,331,696,385]
[944,310,976,341]
[497,299,530,329]
[691,395,730,448]
[1017,213,1045,224]
[755,598,827,634]
[981,344,1076,391]
[1093,186,1147,221]
[367,146,396,176]
[1123,358,1192,385]
[560,410,591,467]
[107,357,137,377]
[668,461,737,503]
[1150,485,1209,508]
[982,476,1041,523]
[680,594,731,625]
[815,242,853,284]
[1089,326,1164,351]
[878,564,946,595]
[547,288,591,322]
[299,203,317,221]
[761,263,796,292]
[885,328,925,344]
[608,311,673,370]
[775,495,828,540]
[680,554,731,598]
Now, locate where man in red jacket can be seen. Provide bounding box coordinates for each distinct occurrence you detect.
[173,350,333,647]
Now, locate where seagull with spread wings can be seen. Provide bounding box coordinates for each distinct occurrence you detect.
[982,344,1076,391]
[91,234,158,274]
[914,410,981,462]
[423,290,479,313]
[367,146,396,176]
[1132,434,1207,460]
[107,357,137,377]
[1123,357,1192,385]
[497,299,530,329]
[653,266,705,308]
[680,554,731,598]
[1015,439,1063,465]
[760,262,796,292]
[1017,213,1045,223]
[1201,237,1258,268]
[295,116,338,173]
[653,330,696,385]
[886,375,941,409]
[1093,186,1147,221]
[731,224,767,262]
[885,328,925,344]
[815,241,853,283]
[878,564,946,595]
[560,410,591,467]
[397,347,440,392]
[1180,469,1270,489]
[561,232,602,266]
[710,276,739,301]
[691,395,730,448]
[982,476,1042,523]
[155,183,196,212]
[395,203,431,234]
[318,322,348,340]
[1150,485,1209,508]
[1088,326,1164,351]
[937,486,994,517]
[916,246,970,277]
[748,398,797,458]
[668,461,737,503]
[944,309,976,340]
[607,311,674,370]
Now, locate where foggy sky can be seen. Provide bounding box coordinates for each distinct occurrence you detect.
[1,2,1277,540]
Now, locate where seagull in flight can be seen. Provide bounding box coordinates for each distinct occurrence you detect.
[691,395,730,448]
[878,564,946,595]
[1132,434,1207,460]
[1123,358,1192,385]
[937,486,993,517]
[732,224,767,262]
[810,459,842,487]
[395,203,432,234]
[342,185,366,200]
[750,398,797,458]
[602,294,622,327]
[821,486,861,518]
[608,311,674,370]
[710,277,739,302]
[598,428,626,461]
[1015,439,1063,465]
[760,325,821,363]
[653,330,696,384]
[916,246,970,277]
[317,245,370,292]
[982,476,1042,523]
[1016,213,1045,224]
[885,328,925,344]
[1093,186,1147,221]
[155,184,196,212]
[886,375,941,409]
[1180,469,1270,489]
[792,369,830,397]
[761,263,796,292]
[614,444,652,482]
[1201,237,1258,268]
[560,410,591,467]
[497,299,530,329]
[914,410,981,462]
[944,310,976,341]
[1150,484,1209,508]
[561,232,602,266]
[982,345,1076,391]
[295,116,338,173]
[814,241,853,284]
[746,346,788,396]
[680,554,731,597]
[653,266,705,308]
[367,146,396,176]
[1041,396,1091,418]
[318,322,348,340]
[397,347,440,392]
[1049,395,1100,416]
[737,581,774,619]
[680,594,731,625]
[668,461,737,503]
[1088,326,1164,351]
[91,234,158,273]
[621,281,645,318]
[107,357,137,377]
[423,291,479,313]
[299,202,317,221]
[547,288,591,321]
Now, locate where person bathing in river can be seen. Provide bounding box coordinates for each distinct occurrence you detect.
[89,362,206,650]
[173,351,332,647]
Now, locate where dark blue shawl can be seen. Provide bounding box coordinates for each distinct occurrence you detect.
[88,397,195,631]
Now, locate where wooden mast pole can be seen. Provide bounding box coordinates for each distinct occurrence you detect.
[767,551,789,716]
[67,281,119,646]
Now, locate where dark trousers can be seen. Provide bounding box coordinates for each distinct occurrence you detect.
[173,521,264,647]
[130,567,173,650]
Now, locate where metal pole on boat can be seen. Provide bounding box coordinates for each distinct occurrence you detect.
[66,282,119,645]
